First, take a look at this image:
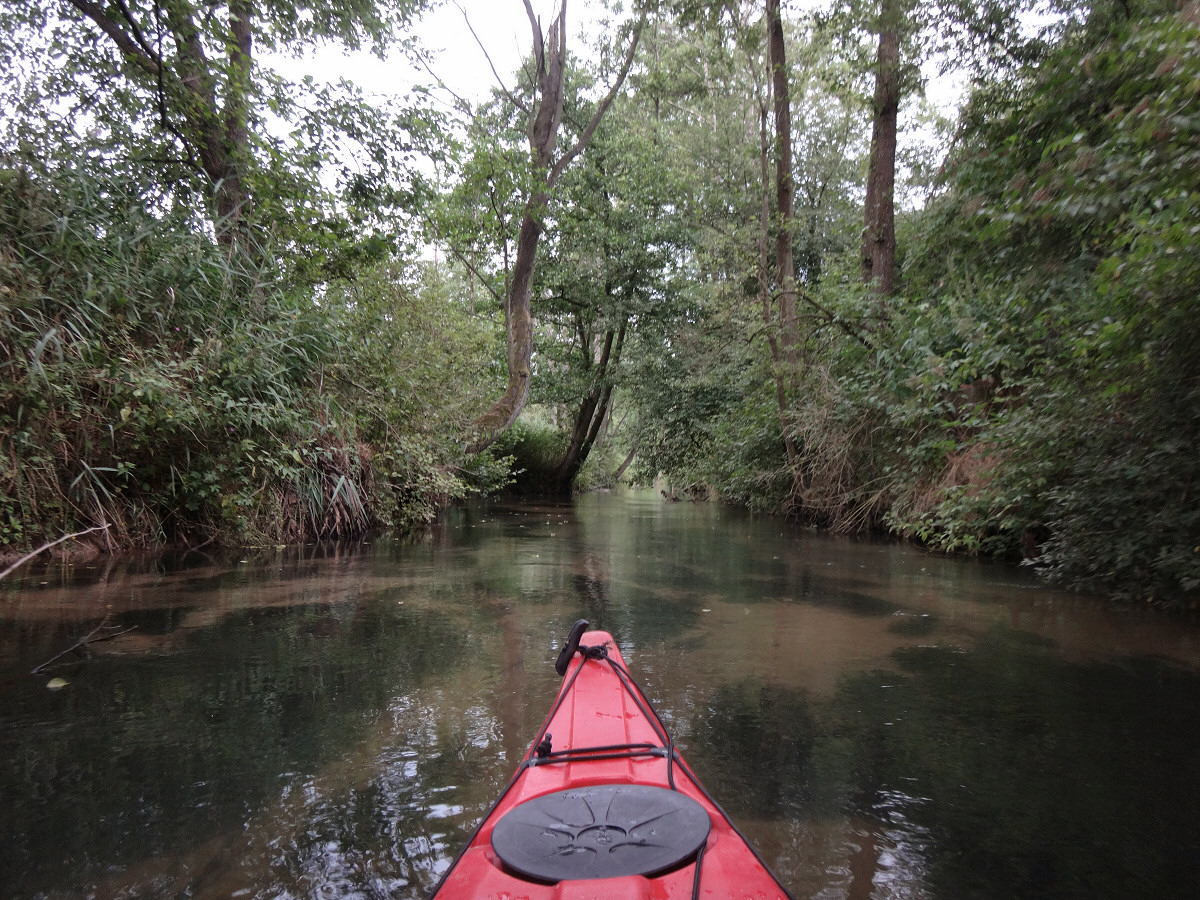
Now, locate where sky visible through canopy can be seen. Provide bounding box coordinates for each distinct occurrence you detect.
[266,1,608,109]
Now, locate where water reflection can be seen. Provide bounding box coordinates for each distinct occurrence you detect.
[0,586,477,898]
[1,492,1199,899]
[691,680,819,815]
[831,638,1200,898]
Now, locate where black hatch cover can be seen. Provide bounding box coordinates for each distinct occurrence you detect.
[490,784,711,882]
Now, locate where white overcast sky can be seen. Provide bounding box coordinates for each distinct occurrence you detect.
[264,0,963,210]
[268,0,964,115]
[269,1,607,108]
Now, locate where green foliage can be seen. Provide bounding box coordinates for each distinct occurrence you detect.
[622,3,873,507]
[4,0,1192,606]
[430,35,698,493]
[490,414,569,495]
[572,436,629,493]
[0,1,438,260]
[887,10,1200,600]
[323,259,506,523]
[0,159,498,549]
[625,298,794,510]
[0,2,476,552]
[624,3,1196,603]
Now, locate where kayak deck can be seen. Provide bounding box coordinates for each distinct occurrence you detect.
[430,627,793,899]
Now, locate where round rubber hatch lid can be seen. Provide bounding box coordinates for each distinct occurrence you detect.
[491,784,711,883]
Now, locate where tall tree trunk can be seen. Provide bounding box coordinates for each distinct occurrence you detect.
[766,0,801,359]
[467,4,643,453]
[758,101,798,468]
[152,0,254,246]
[216,0,254,248]
[67,0,255,248]
[861,1,900,295]
[763,0,801,469]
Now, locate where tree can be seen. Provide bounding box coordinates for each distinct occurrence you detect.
[823,0,1044,296]
[766,0,801,362]
[616,1,874,500]
[466,0,644,453]
[888,0,1199,599]
[860,0,901,294]
[4,1,430,249]
[534,104,689,492]
[0,1,496,551]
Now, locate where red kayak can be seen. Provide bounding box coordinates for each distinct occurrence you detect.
[430,621,794,899]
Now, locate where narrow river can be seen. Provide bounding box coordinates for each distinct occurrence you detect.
[2,492,1199,899]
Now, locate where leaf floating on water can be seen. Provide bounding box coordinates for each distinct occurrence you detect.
[46,678,69,690]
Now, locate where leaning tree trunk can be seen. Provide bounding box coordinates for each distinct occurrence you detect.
[468,194,549,451]
[464,0,565,453]
[467,3,642,453]
[861,1,900,295]
[552,321,627,492]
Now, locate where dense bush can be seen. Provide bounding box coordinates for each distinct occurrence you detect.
[881,11,1200,600]
[489,414,567,495]
[631,10,1198,604]
[0,160,501,551]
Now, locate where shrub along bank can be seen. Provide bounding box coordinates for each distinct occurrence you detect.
[0,161,503,554]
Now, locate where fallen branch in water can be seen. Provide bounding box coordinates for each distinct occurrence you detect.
[0,525,112,582]
[31,614,137,675]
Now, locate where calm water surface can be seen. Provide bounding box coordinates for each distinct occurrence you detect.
[2,492,1199,899]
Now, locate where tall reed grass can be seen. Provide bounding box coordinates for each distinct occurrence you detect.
[1,159,502,553]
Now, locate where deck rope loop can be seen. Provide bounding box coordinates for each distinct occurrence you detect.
[582,642,608,661]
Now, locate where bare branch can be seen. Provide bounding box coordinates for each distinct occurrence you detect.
[442,244,504,305]
[549,15,644,186]
[114,0,163,67]
[485,179,511,247]
[454,1,528,114]
[31,614,137,675]
[0,525,111,582]
[415,52,475,117]
[790,287,876,352]
[523,0,546,74]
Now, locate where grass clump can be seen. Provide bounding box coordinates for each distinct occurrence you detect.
[0,159,500,552]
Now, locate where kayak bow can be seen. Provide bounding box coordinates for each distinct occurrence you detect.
[430,621,794,899]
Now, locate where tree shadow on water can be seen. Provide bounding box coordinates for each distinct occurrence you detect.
[680,630,1200,899]
[828,630,1200,899]
[687,680,820,818]
[0,602,468,898]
